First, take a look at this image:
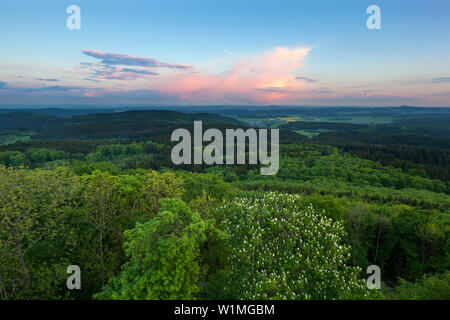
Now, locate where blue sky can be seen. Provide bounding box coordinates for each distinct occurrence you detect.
[0,0,449,106]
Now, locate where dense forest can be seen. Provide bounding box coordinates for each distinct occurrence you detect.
[0,106,449,300]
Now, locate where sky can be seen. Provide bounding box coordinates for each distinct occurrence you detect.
[0,0,449,106]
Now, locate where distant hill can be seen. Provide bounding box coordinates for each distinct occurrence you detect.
[0,109,241,140]
[0,112,62,130]
[0,109,305,143]
[35,110,243,141]
[0,108,117,118]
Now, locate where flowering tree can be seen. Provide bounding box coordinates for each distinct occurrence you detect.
[221,192,368,299]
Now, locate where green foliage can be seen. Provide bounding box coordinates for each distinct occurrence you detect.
[389,272,450,300]
[181,171,235,203]
[26,148,71,165]
[95,199,211,300]
[0,151,28,167]
[130,170,184,216]
[0,166,81,299]
[0,148,72,168]
[301,193,346,221]
[388,208,449,281]
[72,161,121,175]
[80,171,126,287]
[344,204,376,269]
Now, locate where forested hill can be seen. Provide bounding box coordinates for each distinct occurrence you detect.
[36,110,246,140]
[0,109,306,144]
[0,109,242,140]
[0,112,62,130]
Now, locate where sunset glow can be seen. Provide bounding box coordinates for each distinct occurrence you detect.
[0,0,449,106]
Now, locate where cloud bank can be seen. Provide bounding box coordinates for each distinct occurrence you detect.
[433,77,450,83]
[2,47,449,106]
[296,76,317,83]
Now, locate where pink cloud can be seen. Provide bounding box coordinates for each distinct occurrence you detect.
[158,46,311,103]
